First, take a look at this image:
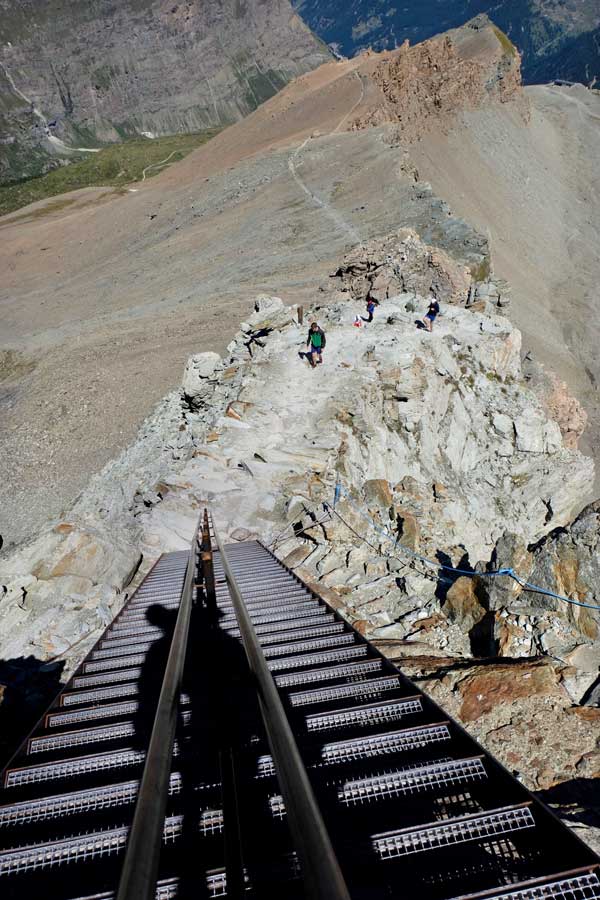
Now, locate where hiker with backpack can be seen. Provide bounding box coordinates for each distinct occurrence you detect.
[362,298,378,323]
[306,322,326,367]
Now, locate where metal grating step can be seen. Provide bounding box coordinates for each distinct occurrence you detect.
[74,668,142,688]
[256,722,452,778]
[253,622,345,646]
[0,810,222,876]
[219,600,321,625]
[29,712,191,755]
[320,723,453,766]
[91,642,156,661]
[276,658,383,689]
[268,645,368,673]
[0,773,182,827]
[28,722,137,754]
[119,603,179,623]
[337,757,487,805]
[218,590,312,608]
[225,613,334,639]
[262,632,356,659]
[288,674,400,707]
[47,693,190,728]
[3,743,170,787]
[305,695,422,733]
[219,605,324,628]
[67,874,226,900]
[61,683,140,707]
[109,623,162,637]
[372,803,535,860]
[46,701,140,729]
[95,632,163,649]
[82,656,147,674]
[449,871,600,900]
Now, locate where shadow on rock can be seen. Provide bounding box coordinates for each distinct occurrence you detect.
[0,655,65,769]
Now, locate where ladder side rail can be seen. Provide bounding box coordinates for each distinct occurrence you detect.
[116,515,203,900]
[212,521,352,900]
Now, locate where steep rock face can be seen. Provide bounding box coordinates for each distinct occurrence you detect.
[0,0,330,183]
[293,1,600,86]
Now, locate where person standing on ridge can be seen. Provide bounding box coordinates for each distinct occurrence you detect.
[423,295,440,332]
[306,322,326,367]
[362,298,378,323]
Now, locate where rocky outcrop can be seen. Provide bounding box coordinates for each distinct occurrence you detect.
[334,227,488,305]
[351,16,528,139]
[0,0,331,183]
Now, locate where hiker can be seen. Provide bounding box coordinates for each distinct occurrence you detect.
[423,296,440,332]
[306,322,326,367]
[362,298,378,323]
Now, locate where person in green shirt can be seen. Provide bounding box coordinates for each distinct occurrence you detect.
[306,322,326,368]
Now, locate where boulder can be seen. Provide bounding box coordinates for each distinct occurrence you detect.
[182,352,221,405]
[363,479,393,509]
[443,577,486,632]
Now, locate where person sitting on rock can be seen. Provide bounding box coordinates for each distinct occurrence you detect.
[306,322,326,367]
[362,298,379,323]
[423,296,440,332]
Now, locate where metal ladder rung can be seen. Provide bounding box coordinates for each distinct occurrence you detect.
[226,613,334,639]
[76,667,142,685]
[289,674,400,707]
[337,757,487,805]
[268,645,368,672]
[83,655,146,674]
[448,870,600,900]
[258,622,345,646]
[320,723,453,766]
[46,701,141,729]
[306,695,422,733]
[276,658,383,688]
[91,642,155,661]
[0,811,221,876]
[220,605,323,628]
[372,803,535,859]
[263,632,356,659]
[3,744,163,787]
[61,682,140,707]
[0,773,182,826]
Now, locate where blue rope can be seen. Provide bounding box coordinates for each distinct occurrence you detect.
[331,484,600,611]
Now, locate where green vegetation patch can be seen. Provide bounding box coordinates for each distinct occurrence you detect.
[493,25,517,58]
[0,129,220,218]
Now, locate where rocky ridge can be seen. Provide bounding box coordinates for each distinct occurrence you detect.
[1,228,599,830]
[351,16,528,139]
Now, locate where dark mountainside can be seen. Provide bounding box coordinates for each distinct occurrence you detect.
[0,0,330,184]
[293,0,600,85]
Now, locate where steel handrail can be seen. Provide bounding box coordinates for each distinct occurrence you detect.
[116,515,202,900]
[212,520,352,900]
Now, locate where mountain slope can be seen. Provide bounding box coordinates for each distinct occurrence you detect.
[293,1,600,85]
[0,0,330,184]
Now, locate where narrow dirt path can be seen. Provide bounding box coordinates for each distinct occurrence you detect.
[141,150,179,182]
[287,70,365,245]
